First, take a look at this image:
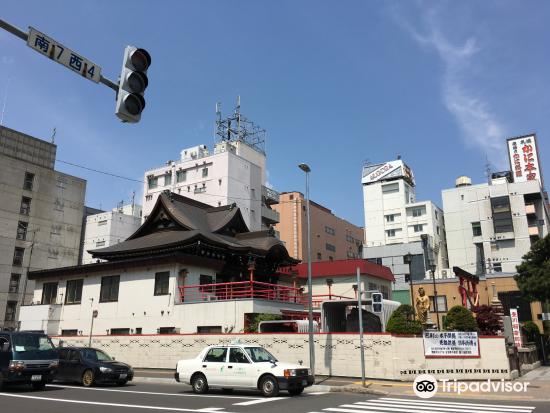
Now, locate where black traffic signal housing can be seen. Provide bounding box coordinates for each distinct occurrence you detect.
[372,292,383,314]
[115,46,151,123]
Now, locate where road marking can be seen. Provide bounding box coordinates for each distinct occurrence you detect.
[380,397,535,410]
[307,392,329,395]
[0,392,238,413]
[232,397,285,406]
[48,384,260,400]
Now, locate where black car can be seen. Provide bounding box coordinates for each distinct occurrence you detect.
[57,347,133,387]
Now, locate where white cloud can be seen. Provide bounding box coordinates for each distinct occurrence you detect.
[393,5,507,167]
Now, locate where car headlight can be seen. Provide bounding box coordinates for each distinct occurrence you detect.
[9,360,25,371]
[284,369,297,378]
[99,367,113,373]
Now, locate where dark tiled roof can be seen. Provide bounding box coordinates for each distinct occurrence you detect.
[293,259,394,282]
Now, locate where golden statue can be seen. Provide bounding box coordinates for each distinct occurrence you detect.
[415,287,430,324]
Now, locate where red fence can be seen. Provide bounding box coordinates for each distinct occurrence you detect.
[178,281,302,304]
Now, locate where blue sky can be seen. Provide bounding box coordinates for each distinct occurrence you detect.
[1,1,549,226]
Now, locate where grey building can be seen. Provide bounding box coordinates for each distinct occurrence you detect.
[0,126,86,330]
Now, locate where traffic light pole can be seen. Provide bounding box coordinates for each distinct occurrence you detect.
[0,18,118,92]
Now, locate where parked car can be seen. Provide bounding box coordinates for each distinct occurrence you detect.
[175,343,314,397]
[0,331,59,390]
[57,347,133,387]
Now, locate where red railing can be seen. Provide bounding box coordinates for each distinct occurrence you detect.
[178,281,303,304]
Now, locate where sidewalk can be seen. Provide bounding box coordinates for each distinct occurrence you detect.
[133,366,550,401]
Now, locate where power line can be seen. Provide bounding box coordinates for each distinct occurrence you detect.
[56,159,144,184]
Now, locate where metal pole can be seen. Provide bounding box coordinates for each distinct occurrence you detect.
[305,171,315,377]
[88,299,94,347]
[408,263,415,319]
[357,267,366,387]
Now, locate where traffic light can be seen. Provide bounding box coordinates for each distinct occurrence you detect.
[115,46,151,123]
[372,292,383,314]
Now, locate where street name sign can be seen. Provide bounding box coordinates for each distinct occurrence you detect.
[27,27,101,83]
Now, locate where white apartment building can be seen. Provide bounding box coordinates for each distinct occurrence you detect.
[81,203,142,264]
[442,173,550,276]
[361,160,448,293]
[0,126,86,330]
[142,140,279,232]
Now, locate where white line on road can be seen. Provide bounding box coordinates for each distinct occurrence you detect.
[348,402,533,413]
[307,392,329,395]
[232,397,285,406]
[380,398,535,410]
[0,392,237,413]
[48,384,261,400]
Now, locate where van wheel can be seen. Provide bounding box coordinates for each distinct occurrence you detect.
[82,369,95,387]
[191,373,208,394]
[260,375,279,397]
[289,387,304,396]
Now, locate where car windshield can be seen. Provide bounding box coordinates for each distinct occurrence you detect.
[82,349,112,362]
[244,347,277,363]
[12,334,55,352]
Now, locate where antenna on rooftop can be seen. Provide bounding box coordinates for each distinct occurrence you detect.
[485,154,492,184]
[51,127,56,144]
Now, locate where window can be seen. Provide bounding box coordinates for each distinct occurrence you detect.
[20,197,31,215]
[9,274,20,293]
[386,229,396,237]
[4,301,17,322]
[329,256,333,261]
[472,222,482,237]
[23,172,35,191]
[200,274,213,285]
[229,348,250,363]
[145,195,153,201]
[317,253,322,260]
[380,285,389,299]
[411,208,424,217]
[65,279,83,304]
[368,282,378,291]
[176,170,186,183]
[100,275,120,302]
[382,183,399,194]
[385,214,395,222]
[325,243,336,252]
[16,221,28,240]
[493,262,503,272]
[204,347,227,362]
[147,176,158,189]
[491,196,513,233]
[41,282,58,305]
[368,258,383,265]
[95,240,106,247]
[13,247,24,266]
[197,326,222,334]
[110,328,131,335]
[164,173,172,186]
[324,226,335,235]
[135,328,142,335]
[413,224,423,233]
[202,168,208,178]
[429,295,448,312]
[97,220,107,226]
[154,272,170,296]
[61,330,78,337]
[435,210,438,219]
[437,226,440,235]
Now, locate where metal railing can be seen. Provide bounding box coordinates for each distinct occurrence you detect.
[178,281,302,304]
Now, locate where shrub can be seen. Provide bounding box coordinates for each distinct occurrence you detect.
[522,321,541,343]
[245,313,282,333]
[475,305,502,335]
[443,306,478,332]
[386,304,423,335]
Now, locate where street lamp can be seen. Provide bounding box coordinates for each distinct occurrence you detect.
[403,253,414,318]
[298,162,315,377]
[430,262,440,330]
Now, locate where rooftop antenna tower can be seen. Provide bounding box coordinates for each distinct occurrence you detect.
[215,97,266,154]
[485,154,492,184]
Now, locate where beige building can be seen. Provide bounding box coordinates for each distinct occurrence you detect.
[0,126,86,330]
[273,192,364,262]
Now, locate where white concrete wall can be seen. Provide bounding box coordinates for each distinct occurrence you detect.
[53,333,511,381]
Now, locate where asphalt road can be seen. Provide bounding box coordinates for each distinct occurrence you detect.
[0,381,548,413]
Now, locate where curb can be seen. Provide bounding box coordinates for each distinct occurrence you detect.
[133,376,388,395]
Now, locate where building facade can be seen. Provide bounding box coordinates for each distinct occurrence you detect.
[0,126,86,330]
[19,192,300,335]
[442,174,549,276]
[273,192,364,263]
[81,203,142,264]
[361,160,448,298]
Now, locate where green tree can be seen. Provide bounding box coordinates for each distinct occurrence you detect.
[515,234,550,334]
[245,313,282,333]
[386,304,423,335]
[443,306,478,332]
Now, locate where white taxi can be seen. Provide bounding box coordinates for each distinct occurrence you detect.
[174,343,314,397]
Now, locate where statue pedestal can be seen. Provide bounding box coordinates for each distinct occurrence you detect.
[423,311,437,331]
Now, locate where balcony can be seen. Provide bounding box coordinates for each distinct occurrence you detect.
[262,186,280,206]
[261,205,280,224]
[179,281,302,304]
